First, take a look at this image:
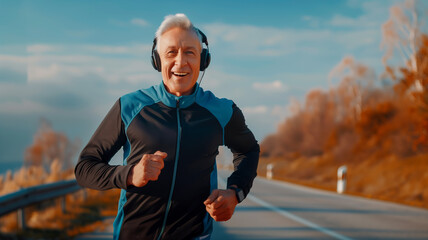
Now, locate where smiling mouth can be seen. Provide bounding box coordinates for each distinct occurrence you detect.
[172,72,189,77]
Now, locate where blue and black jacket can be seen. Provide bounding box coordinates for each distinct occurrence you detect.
[75,83,259,240]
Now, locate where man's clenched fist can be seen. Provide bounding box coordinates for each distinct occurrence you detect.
[127,151,167,187]
[204,188,238,221]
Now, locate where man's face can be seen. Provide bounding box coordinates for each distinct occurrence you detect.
[158,27,201,96]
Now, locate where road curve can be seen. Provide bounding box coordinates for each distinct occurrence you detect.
[212,170,428,240]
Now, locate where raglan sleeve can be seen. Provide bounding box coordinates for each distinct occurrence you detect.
[224,103,260,198]
[74,99,133,190]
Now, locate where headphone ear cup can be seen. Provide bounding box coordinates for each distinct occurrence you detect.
[200,49,211,71]
[151,50,161,72]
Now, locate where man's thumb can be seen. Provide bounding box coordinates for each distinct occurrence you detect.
[204,189,219,205]
[154,151,168,158]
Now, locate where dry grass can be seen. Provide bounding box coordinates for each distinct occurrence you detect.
[259,153,428,209]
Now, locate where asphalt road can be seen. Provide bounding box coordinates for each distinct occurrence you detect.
[77,170,428,239]
[212,170,428,240]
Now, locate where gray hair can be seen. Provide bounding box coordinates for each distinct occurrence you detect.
[155,13,202,49]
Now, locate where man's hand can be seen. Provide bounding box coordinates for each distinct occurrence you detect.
[204,188,238,221]
[127,151,167,187]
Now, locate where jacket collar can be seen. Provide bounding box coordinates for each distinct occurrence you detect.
[152,82,200,108]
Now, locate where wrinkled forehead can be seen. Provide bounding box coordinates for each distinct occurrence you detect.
[157,27,202,51]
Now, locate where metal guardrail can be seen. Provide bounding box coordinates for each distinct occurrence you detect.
[0,179,83,229]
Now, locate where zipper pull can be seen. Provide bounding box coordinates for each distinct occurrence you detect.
[176,99,180,109]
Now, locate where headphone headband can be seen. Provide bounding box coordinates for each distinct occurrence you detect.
[151,28,211,72]
[196,28,209,46]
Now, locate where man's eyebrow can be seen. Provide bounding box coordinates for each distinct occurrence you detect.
[186,46,198,50]
[164,46,177,51]
[163,46,199,51]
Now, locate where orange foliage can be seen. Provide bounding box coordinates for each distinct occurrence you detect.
[0,120,80,196]
[358,101,396,136]
[262,33,428,160]
[403,35,428,147]
[0,119,84,234]
[261,30,428,208]
[24,119,80,171]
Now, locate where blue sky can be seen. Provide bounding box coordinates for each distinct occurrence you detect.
[0,0,410,167]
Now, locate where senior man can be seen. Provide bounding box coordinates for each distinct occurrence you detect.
[75,13,259,240]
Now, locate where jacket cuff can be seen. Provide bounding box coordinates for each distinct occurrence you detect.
[115,164,134,190]
[227,177,250,198]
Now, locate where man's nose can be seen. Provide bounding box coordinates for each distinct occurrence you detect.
[174,51,187,67]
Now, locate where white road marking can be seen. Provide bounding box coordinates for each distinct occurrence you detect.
[219,178,353,240]
[247,194,353,240]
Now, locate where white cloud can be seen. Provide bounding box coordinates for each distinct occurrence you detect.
[82,45,143,54]
[26,56,157,85]
[331,0,397,28]
[203,21,382,58]
[0,100,50,114]
[329,13,381,29]
[271,105,289,119]
[200,1,393,60]
[242,105,268,115]
[27,44,61,54]
[252,80,287,93]
[19,44,156,85]
[240,104,292,139]
[28,63,61,82]
[302,15,320,28]
[94,44,150,54]
[203,23,299,56]
[0,43,166,121]
[242,104,290,119]
[26,43,151,56]
[131,18,150,27]
[329,15,361,27]
[202,69,246,87]
[0,55,27,76]
[0,55,27,65]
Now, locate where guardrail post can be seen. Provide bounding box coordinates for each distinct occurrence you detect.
[61,196,67,213]
[337,165,347,194]
[267,163,274,180]
[17,208,26,230]
[82,189,87,200]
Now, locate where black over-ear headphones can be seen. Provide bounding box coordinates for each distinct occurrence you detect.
[151,28,211,72]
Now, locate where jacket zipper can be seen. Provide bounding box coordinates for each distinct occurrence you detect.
[157,99,182,240]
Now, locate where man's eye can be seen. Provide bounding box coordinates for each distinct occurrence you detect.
[186,51,196,55]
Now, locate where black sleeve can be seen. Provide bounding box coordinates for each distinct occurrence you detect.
[74,99,133,190]
[224,103,260,198]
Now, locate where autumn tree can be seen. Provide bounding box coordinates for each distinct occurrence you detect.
[381,0,428,148]
[24,119,80,171]
[382,0,422,89]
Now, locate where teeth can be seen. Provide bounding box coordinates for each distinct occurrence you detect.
[173,72,188,76]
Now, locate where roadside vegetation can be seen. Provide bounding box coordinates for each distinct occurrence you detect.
[0,121,120,238]
[260,1,428,209]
